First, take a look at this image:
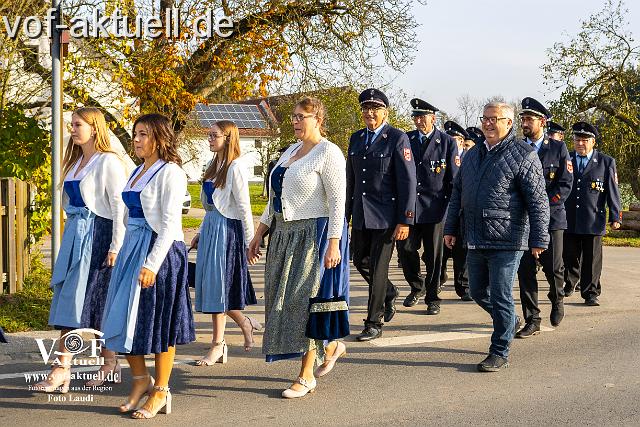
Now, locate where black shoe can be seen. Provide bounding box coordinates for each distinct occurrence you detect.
[440,271,449,287]
[513,315,523,336]
[550,301,565,327]
[356,326,382,341]
[460,292,473,302]
[383,303,396,322]
[563,283,575,297]
[477,354,509,372]
[516,322,541,338]
[426,302,441,315]
[403,290,425,307]
[585,296,600,306]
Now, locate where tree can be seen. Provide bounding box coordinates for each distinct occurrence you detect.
[543,0,640,197]
[457,94,483,128]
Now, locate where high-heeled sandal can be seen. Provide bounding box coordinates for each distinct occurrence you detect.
[132,385,172,419]
[195,340,227,366]
[119,375,155,413]
[241,316,263,351]
[85,357,122,387]
[33,365,71,394]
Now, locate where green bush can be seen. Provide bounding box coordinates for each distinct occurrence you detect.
[0,252,53,333]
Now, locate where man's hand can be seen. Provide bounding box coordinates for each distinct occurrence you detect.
[531,247,545,259]
[444,235,456,249]
[393,224,410,241]
[611,221,621,230]
[138,268,156,288]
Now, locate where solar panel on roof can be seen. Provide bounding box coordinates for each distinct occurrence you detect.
[194,103,269,129]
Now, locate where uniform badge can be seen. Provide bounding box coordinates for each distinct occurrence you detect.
[549,172,555,179]
[406,210,414,218]
[403,148,412,161]
[591,182,596,189]
[551,194,561,203]
[566,160,573,174]
[436,166,441,174]
[455,155,461,166]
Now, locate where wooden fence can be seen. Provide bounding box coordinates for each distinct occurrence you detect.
[0,178,30,294]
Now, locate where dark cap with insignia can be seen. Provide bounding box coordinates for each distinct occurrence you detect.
[410,98,438,116]
[466,126,485,144]
[547,120,565,134]
[519,97,551,119]
[359,88,389,108]
[444,120,469,139]
[572,121,599,138]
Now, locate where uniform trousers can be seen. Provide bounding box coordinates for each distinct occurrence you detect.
[442,241,469,297]
[397,221,444,303]
[351,227,399,328]
[517,230,564,325]
[563,233,603,299]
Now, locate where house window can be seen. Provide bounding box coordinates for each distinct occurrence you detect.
[254,166,264,176]
[254,139,262,149]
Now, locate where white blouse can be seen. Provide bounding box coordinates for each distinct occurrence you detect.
[260,139,346,239]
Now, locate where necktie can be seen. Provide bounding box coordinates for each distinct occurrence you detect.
[578,155,587,173]
[365,130,372,151]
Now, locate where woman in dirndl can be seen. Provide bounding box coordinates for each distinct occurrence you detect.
[248,97,350,399]
[191,120,261,366]
[101,113,195,419]
[34,107,127,393]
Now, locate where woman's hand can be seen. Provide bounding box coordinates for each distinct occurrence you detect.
[324,238,341,269]
[190,233,200,250]
[247,237,262,265]
[104,252,117,267]
[138,268,156,288]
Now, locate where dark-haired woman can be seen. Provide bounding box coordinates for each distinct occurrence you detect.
[191,120,260,366]
[101,113,195,419]
[34,107,127,393]
[248,97,350,398]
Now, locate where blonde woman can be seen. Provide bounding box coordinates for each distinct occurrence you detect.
[101,113,195,419]
[34,107,127,393]
[248,97,350,398]
[191,120,260,366]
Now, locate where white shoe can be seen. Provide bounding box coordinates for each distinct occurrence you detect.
[315,341,347,377]
[281,377,316,399]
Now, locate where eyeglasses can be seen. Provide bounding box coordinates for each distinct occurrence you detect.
[479,116,509,125]
[290,113,315,122]
[361,106,386,114]
[208,133,224,140]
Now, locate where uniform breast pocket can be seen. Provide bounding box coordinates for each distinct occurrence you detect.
[482,209,511,241]
[374,151,392,174]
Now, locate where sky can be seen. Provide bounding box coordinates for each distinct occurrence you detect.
[388,0,640,124]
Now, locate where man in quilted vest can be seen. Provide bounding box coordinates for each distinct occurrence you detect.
[444,102,550,372]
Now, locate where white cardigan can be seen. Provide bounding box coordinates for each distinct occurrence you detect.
[200,159,254,244]
[137,162,187,274]
[62,152,127,254]
[260,139,346,238]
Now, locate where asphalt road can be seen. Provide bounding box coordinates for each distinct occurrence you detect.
[1,246,639,426]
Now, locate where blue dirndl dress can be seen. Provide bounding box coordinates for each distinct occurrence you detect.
[195,181,256,313]
[101,161,195,355]
[48,155,115,330]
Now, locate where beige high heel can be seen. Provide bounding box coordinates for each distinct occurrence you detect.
[241,316,263,351]
[132,385,172,419]
[196,340,227,366]
[281,377,317,399]
[315,341,347,377]
[119,375,155,413]
[33,365,71,394]
[86,357,122,387]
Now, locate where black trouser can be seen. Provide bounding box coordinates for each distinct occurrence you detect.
[351,227,398,328]
[397,221,444,303]
[563,233,603,300]
[441,240,469,297]
[517,230,564,325]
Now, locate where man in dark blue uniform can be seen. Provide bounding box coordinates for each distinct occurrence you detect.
[515,98,574,338]
[398,98,458,315]
[346,88,417,341]
[440,120,472,301]
[563,122,622,306]
[547,120,565,142]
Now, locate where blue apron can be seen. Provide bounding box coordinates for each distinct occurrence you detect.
[49,180,96,327]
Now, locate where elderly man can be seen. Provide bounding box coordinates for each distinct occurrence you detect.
[346,88,417,341]
[444,102,550,372]
[398,99,458,314]
[515,98,573,338]
[563,122,622,306]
